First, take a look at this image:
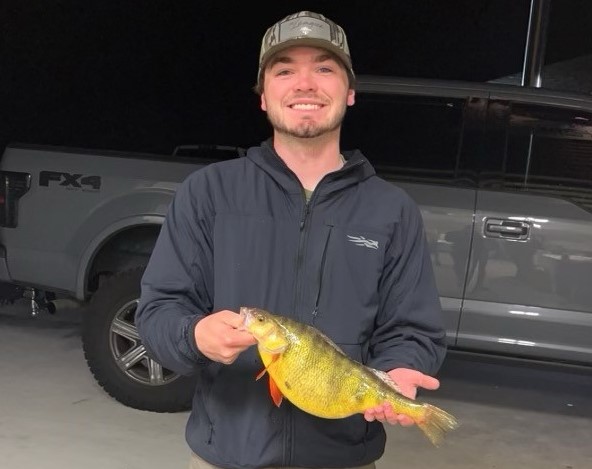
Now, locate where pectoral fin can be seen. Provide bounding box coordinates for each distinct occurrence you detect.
[255,353,280,380]
[251,326,290,355]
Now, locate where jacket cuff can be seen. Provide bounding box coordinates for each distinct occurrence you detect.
[182,315,210,365]
[371,358,418,373]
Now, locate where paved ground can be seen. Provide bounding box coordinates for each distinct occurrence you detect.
[1,299,591,469]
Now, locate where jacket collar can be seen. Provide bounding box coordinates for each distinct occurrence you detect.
[246,138,375,198]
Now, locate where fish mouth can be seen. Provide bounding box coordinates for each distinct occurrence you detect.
[238,306,288,353]
[238,306,254,331]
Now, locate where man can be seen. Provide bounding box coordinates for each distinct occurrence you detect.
[136,10,447,469]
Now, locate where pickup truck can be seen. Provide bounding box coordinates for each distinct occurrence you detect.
[2,75,592,412]
[0,143,243,411]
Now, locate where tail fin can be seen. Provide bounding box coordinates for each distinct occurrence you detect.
[416,404,459,447]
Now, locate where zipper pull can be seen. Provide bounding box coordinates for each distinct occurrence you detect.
[312,307,318,324]
[299,204,310,230]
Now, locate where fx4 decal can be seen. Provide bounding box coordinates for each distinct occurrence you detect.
[39,171,101,191]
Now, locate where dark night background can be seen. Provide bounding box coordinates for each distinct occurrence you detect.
[1,0,592,155]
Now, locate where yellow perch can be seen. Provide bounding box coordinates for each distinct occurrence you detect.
[240,306,459,446]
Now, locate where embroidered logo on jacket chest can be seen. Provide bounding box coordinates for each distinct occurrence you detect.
[347,235,379,250]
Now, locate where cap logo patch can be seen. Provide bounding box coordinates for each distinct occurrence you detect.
[257,11,354,86]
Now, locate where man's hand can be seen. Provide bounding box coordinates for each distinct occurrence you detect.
[363,368,440,426]
[194,310,257,364]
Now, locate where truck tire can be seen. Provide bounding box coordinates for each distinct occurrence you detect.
[82,267,195,412]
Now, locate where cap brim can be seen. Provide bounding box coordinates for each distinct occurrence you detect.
[259,38,353,75]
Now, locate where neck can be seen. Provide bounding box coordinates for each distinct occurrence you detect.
[273,132,344,191]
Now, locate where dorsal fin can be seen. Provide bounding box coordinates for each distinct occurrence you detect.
[368,367,403,394]
[309,326,348,356]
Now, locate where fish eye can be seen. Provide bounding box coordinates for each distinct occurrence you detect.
[257,317,265,322]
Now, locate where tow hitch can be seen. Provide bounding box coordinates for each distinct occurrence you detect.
[23,288,57,316]
[0,282,56,316]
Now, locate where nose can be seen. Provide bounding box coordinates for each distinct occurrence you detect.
[294,70,317,92]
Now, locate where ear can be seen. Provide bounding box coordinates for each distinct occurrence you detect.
[347,89,355,107]
[261,93,267,111]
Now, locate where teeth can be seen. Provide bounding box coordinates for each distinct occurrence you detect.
[291,104,320,110]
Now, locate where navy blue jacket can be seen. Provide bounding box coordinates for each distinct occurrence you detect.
[136,139,446,469]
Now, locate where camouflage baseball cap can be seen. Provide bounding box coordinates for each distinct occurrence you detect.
[257,11,354,87]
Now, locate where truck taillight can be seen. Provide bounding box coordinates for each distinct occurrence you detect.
[0,171,31,228]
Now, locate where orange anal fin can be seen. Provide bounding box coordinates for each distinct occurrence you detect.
[269,376,283,407]
[255,354,283,407]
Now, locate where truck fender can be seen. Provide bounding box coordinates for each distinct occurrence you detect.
[76,215,165,300]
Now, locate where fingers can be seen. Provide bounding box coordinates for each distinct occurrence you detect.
[363,403,414,426]
[364,404,393,424]
[210,310,258,346]
[363,368,442,427]
[194,310,257,364]
[225,329,258,348]
[220,310,245,329]
[397,415,415,427]
[218,310,259,347]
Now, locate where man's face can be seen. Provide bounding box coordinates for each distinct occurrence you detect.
[260,46,355,139]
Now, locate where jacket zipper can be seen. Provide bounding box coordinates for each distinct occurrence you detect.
[292,197,311,320]
[312,223,334,325]
[288,192,311,466]
[286,164,360,465]
[299,202,310,230]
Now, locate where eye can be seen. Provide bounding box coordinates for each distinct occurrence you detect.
[257,317,265,322]
[317,66,334,73]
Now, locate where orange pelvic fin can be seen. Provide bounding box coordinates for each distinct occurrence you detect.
[254,354,283,407]
[269,375,283,407]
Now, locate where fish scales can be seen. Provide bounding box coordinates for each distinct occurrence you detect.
[241,306,459,446]
[261,319,374,417]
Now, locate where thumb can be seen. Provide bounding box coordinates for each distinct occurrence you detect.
[418,373,440,390]
[226,326,258,348]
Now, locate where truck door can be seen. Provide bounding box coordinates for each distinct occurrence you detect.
[342,87,487,344]
[458,97,592,365]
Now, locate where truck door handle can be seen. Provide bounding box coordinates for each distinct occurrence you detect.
[484,218,530,240]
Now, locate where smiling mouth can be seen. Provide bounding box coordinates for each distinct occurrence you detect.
[289,103,323,110]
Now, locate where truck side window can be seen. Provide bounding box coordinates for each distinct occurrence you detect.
[341,94,465,183]
[502,103,592,210]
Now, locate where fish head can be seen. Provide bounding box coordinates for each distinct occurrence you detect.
[239,306,289,354]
